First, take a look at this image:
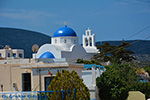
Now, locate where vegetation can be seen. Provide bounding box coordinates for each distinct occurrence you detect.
[93,42,135,64]
[96,64,150,100]
[131,82,150,99]
[76,59,99,64]
[48,70,90,100]
[96,64,138,100]
[144,66,150,75]
[96,40,150,55]
[95,42,150,99]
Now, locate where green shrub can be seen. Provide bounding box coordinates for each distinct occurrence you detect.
[48,70,90,100]
[96,64,137,100]
[144,66,150,74]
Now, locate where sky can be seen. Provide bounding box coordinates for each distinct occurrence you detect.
[0,0,150,42]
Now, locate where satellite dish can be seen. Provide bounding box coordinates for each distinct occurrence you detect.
[32,44,39,53]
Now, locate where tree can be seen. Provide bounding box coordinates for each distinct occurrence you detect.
[96,64,138,100]
[96,64,150,100]
[93,42,135,64]
[144,66,150,75]
[131,82,150,99]
[76,59,99,64]
[48,70,90,100]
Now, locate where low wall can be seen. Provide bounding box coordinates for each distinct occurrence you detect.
[0,58,67,64]
[0,59,30,64]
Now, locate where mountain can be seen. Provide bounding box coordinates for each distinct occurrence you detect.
[96,40,150,64]
[96,40,150,55]
[0,27,150,60]
[0,27,51,58]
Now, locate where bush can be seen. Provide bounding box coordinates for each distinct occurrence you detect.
[48,70,90,100]
[97,64,150,100]
[96,64,137,100]
[131,82,150,99]
[144,66,150,75]
[76,59,99,64]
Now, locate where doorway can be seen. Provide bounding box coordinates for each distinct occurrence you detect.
[22,73,31,91]
[44,77,54,91]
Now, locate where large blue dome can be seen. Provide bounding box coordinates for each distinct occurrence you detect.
[53,26,77,37]
[39,52,55,59]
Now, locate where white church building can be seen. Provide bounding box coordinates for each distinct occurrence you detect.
[33,26,98,62]
[0,26,101,100]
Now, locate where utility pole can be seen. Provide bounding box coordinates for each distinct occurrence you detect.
[9,62,12,91]
[39,68,41,91]
[1,85,3,92]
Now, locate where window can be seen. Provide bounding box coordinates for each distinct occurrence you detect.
[44,77,54,91]
[13,53,16,57]
[87,31,89,35]
[7,53,11,57]
[82,72,92,75]
[64,39,67,43]
[89,37,92,46]
[85,38,88,46]
[55,39,57,43]
[19,53,23,58]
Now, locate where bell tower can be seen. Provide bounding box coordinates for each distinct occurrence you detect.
[83,28,98,53]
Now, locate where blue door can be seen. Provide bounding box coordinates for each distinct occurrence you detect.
[44,77,54,91]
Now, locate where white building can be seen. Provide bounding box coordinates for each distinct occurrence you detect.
[82,65,106,100]
[33,26,98,62]
[0,47,24,59]
[0,26,100,100]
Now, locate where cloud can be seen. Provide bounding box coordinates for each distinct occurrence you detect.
[0,8,58,28]
[115,0,150,14]
[117,0,150,5]
[135,0,150,4]
[0,9,56,20]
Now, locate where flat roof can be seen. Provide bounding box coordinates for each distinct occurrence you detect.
[0,62,85,69]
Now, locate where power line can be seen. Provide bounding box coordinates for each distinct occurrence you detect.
[145,35,150,40]
[126,25,150,40]
[97,34,150,57]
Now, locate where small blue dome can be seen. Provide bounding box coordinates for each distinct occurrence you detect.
[53,26,77,37]
[39,52,55,59]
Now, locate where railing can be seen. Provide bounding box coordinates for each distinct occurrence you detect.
[0,89,77,100]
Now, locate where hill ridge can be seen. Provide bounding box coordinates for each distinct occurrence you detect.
[0,27,150,58]
[96,40,150,55]
[0,27,51,58]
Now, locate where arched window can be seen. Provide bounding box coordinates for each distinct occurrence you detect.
[87,31,89,35]
[64,39,67,43]
[55,39,57,43]
[89,37,92,46]
[85,38,88,46]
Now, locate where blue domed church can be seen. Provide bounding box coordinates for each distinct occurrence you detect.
[33,26,98,62]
